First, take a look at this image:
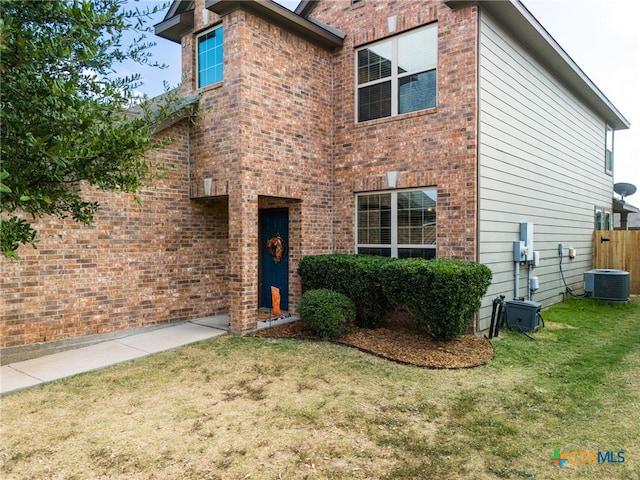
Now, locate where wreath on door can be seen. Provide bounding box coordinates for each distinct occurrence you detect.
[266,232,288,264]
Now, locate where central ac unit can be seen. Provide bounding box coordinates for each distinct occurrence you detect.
[583,269,630,302]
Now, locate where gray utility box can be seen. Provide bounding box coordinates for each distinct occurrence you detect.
[583,269,630,302]
[505,300,541,333]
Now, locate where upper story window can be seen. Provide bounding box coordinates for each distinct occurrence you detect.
[197,25,224,89]
[605,125,614,174]
[356,23,437,122]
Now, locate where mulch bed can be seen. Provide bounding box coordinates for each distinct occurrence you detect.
[249,313,494,369]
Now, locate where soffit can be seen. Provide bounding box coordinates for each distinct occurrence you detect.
[447,0,629,130]
[205,0,344,49]
[155,0,195,43]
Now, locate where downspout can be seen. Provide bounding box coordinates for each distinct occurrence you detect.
[331,48,336,253]
[475,5,483,332]
[475,5,481,266]
[187,118,192,199]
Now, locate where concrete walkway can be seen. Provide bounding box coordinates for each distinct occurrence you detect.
[1,321,227,396]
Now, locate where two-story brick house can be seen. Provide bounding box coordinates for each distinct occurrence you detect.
[0,0,628,355]
[154,0,628,331]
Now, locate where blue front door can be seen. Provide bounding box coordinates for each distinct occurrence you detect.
[259,209,289,310]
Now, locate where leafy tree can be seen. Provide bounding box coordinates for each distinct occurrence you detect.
[1,0,172,258]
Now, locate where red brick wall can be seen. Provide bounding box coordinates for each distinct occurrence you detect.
[1,0,481,346]
[185,6,336,331]
[184,3,240,200]
[0,121,229,348]
[310,0,479,260]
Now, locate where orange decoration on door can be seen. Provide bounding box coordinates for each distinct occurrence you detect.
[271,286,282,316]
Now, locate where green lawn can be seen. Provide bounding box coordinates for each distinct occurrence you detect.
[1,298,639,479]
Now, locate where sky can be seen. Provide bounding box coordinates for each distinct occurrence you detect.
[126,0,639,204]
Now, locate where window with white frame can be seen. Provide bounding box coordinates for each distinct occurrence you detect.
[356,188,437,258]
[197,25,224,89]
[356,24,437,122]
[605,125,614,174]
[594,208,611,230]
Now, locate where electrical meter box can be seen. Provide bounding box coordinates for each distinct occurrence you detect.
[505,300,541,333]
[513,241,527,262]
[519,222,534,262]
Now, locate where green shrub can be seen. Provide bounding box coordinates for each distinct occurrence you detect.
[298,255,492,340]
[297,254,394,328]
[380,259,492,340]
[298,289,356,339]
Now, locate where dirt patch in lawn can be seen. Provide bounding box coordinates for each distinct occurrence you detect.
[249,312,493,369]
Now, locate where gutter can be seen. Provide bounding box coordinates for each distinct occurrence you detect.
[155,10,195,43]
[446,0,629,130]
[205,0,344,50]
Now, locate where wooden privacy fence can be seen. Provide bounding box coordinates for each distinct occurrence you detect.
[593,230,640,295]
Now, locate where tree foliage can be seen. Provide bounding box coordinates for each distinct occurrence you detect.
[0,0,171,257]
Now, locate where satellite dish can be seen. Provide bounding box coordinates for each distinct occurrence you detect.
[614,182,637,198]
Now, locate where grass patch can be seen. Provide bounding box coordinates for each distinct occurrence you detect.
[1,299,639,479]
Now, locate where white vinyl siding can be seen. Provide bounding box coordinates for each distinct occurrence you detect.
[477,13,613,329]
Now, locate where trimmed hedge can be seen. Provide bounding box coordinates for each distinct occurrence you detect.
[298,254,492,340]
[298,289,356,339]
[379,258,492,340]
[297,254,393,328]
